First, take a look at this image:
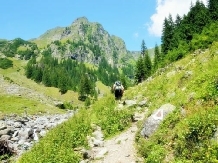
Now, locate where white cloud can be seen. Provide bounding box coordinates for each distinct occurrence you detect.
[133,32,139,38]
[148,0,208,37]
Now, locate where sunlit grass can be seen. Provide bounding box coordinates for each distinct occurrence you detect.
[0,95,64,117]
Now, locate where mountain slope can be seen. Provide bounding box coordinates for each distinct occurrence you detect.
[125,43,218,162]
[16,43,218,163]
[32,17,135,67]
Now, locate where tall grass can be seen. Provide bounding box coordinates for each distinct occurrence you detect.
[133,42,218,162]
[17,109,92,163]
[17,94,133,162]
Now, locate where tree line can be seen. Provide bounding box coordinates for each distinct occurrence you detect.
[25,50,122,100]
[135,0,218,84]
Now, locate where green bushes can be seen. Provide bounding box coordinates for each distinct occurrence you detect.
[0,58,13,69]
[190,22,218,51]
[174,107,218,162]
[92,95,133,138]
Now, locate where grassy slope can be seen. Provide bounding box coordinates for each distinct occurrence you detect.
[4,42,218,162]
[0,58,84,117]
[124,44,218,162]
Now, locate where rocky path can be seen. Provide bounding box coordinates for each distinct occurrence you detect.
[94,122,142,163]
[82,108,146,163]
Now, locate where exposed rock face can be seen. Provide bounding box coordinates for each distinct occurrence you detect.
[141,103,176,138]
[34,17,135,67]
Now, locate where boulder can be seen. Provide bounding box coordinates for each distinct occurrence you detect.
[141,103,176,138]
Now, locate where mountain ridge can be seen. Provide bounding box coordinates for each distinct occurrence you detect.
[31,16,137,67]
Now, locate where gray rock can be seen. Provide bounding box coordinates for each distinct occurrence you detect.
[138,100,148,107]
[93,139,104,147]
[123,100,137,107]
[0,121,7,130]
[95,148,108,159]
[92,130,104,141]
[14,122,22,128]
[1,135,11,141]
[0,128,13,136]
[82,150,94,159]
[141,103,176,138]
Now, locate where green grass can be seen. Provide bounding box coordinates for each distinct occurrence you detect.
[17,109,92,163]
[2,39,218,162]
[17,94,133,162]
[0,58,84,107]
[130,43,218,162]
[0,95,64,117]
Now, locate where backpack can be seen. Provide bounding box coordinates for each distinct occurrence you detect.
[114,81,122,91]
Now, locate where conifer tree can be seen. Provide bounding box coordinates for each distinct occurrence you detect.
[134,56,145,84]
[141,40,147,57]
[58,72,68,94]
[161,14,175,56]
[33,66,43,83]
[144,51,152,78]
[153,44,161,71]
[78,74,93,98]
[141,40,152,79]
[208,0,218,21]
[42,68,51,87]
[25,63,33,79]
[186,0,209,34]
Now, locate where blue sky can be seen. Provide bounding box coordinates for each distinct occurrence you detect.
[0,0,207,51]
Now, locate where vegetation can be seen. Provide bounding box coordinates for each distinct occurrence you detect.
[130,41,218,162]
[1,1,218,162]
[17,109,92,163]
[0,38,37,59]
[17,94,133,162]
[0,58,13,69]
[134,40,152,83]
[24,52,121,98]
[160,0,218,65]
[128,1,218,162]
[0,95,64,117]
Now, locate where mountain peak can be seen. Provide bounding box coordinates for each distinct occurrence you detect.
[72,17,89,25]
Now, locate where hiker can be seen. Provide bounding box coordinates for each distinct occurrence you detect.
[113,81,124,100]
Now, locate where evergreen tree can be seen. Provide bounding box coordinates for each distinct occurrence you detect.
[33,66,43,83]
[42,68,51,87]
[58,70,69,94]
[141,40,147,57]
[186,0,209,34]
[208,0,218,21]
[141,40,152,79]
[78,74,93,98]
[161,14,175,55]
[144,52,152,78]
[25,63,33,79]
[134,56,145,84]
[153,44,161,71]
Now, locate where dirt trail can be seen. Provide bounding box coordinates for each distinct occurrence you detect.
[93,118,144,163]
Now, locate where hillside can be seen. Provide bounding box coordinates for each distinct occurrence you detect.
[1,2,218,161]
[0,41,211,163]
[31,17,136,67]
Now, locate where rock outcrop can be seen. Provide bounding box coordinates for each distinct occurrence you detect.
[0,111,74,157]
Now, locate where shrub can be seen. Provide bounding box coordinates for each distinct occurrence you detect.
[0,58,13,69]
[174,107,218,162]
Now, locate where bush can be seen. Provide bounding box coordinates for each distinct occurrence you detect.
[92,95,133,137]
[174,107,218,162]
[0,58,13,69]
